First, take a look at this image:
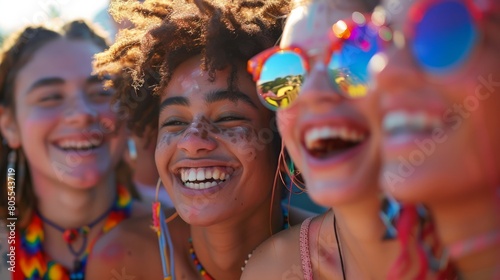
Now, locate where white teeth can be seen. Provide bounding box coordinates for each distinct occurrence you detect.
[196,169,205,181]
[188,170,196,181]
[304,125,365,149]
[90,138,102,146]
[382,111,443,133]
[179,167,233,189]
[58,139,99,150]
[340,127,348,139]
[213,169,221,180]
[183,181,219,190]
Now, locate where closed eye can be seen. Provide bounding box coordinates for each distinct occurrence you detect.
[161,119,189,127]
[39,93,63,103]
[216,116,246,122]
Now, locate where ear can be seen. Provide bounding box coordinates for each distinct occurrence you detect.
[0,106,21,149]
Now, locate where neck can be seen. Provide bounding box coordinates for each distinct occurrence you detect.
[430,189,500,279]
[34,174,116,229]
[332,192,400,280]
[190,197,283,279]
[29,172,117,270]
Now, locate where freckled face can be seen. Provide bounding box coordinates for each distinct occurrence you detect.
[4,39,127,191]
[155,55,279,226]
[373,0,500,203]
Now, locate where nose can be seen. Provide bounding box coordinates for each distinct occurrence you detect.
[295,61,344,113]
[64,93,98,126]
[177,120,217,156]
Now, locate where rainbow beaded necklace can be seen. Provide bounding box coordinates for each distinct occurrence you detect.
[15,184,132,280]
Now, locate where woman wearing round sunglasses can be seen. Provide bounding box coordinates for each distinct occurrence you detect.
[370,0,500,279]
[85,0,318,279]
[240,0,424,279]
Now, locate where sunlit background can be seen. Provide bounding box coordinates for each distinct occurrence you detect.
[0,0,114,45]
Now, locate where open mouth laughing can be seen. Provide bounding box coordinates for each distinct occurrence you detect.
[178,167,234,190]
[302,124,368,159]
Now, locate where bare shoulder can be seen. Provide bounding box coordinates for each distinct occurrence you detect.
[241,222,304,280]
[86,211,161,279]
[86,208,190,280]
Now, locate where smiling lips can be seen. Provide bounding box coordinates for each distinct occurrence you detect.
[179,167,233,190]
[55,137,103,152]
[303,125,367,159]
[382,110,444,135]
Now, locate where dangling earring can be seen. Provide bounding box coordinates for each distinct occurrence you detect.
[380,196,402,240]
[152,178,178,280]
[127,138,137,161]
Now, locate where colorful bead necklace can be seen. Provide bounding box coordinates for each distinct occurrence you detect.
[15,185,132,280]
[189,206,289,279]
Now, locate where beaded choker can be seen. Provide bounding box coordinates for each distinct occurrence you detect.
[15,185,132,280]
[189,206,289,279]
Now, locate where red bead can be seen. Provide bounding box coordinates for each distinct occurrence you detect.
[63,229,78,243]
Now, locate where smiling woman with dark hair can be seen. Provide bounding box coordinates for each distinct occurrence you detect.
[0,19,149,280]
[86,0,312,279]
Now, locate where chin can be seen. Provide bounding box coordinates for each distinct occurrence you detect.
[176,205,221,226]
[61,170,108,189]
[305,176,370,207]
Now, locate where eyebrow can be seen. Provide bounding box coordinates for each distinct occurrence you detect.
[159,96,190,114]
[26,75,111,94]
[159,90,258,114]
[27,77,65,93]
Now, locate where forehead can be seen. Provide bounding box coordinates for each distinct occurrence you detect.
[165,55,211,95]
[281,0,366,49]
[16,39,101,85]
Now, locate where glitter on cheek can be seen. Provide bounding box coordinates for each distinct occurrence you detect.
[218,126,263,161]
[155,132,177,151]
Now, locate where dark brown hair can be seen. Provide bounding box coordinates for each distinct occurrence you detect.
[95,0,291,138]
[0,20,136,228]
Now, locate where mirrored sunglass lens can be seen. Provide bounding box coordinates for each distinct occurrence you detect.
[257,51,305,110]
[329,24,379,98]
[413,1,478,74]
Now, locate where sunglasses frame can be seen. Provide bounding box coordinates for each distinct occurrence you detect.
[401,0,498,74]
[248,14,387,110]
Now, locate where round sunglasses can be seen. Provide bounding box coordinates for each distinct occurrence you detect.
[247,0,496,111]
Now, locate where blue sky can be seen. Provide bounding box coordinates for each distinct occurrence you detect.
[259,51,305,84]
[0,0,112,35]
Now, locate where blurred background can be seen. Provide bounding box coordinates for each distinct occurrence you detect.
[0,0,117,46]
